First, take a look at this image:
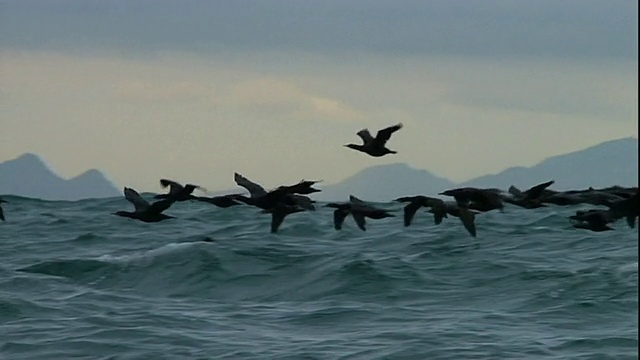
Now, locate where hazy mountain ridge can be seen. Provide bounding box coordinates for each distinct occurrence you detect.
[317,137,638,200]
[460,137,638,190]
[314,163,455,202]
[0,153,120,200]
[1,137,637,201]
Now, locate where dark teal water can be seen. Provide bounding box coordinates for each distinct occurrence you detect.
[0,196,637,359]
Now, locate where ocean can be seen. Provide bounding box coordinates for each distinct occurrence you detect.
[0,195,637,359]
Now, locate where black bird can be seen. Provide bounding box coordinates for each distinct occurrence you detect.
[570,209,615,232]
[396,195,477,237]
[0,198,7,221]
[345,123,403,157]
[233,173,316,211]
[604,192,639,228]
[326,195,394,231]
[440,187,504,212]
[427,204,478,238]
[114,187,176,222]
[276,179,322,195]
[508,180,555,201]
[233,173,315,232]
[234,172,268,198]
[155,179,204,201]
[395,195,447,226]
[195,194,242,208]
[261,203,307,233]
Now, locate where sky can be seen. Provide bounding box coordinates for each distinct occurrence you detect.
[1,0,637,193]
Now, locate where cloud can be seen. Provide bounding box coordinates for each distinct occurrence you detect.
[1,0,636,60]
[113,80,215,103]
[228,77,366,122]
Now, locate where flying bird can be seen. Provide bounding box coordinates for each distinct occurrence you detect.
[155,179,204,202]
[326,195,394,231]
[345,123,403,157]
[114,187,176,222]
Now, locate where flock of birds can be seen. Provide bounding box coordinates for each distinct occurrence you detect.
[1,123,638,237]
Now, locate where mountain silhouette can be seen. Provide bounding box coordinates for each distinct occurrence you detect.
[318,137,638,200]
[315,163,455,202]
[460,137,638,190]
[0,153,120,200]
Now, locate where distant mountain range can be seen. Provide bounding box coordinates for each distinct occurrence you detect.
[315,163,455,202]
[1,137,637,201]
[315,137,638,201]
[0,153,119,200]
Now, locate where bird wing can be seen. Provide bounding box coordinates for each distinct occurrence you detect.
[289,194,315,211]
[508,185,525,198]
[148,199,174,214]
[333,209,350,230]
[159,179,184,196]
[403,201,423,227]
[524,180,555,200]
[0,206,4,221]
[458,207,477,238]
[349,195,367,205]
[234,173,268,197]
[375,123,403,143]
[351,211,367,231]
[269,208,292,233]
[183,183,205,195]
[124,187,150,212]
[356,129,375,144]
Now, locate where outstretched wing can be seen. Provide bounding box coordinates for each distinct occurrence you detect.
[234,173,267,197]
[524,180,554,200]
[402,201,423,227]
[270,211,286,233]
[0,206,4,221]
[351,212,367,231]
[508,185,524,198]
[149,199,174,214]
[349,195,367,205]
[356,129,375,144]
[375,123,403,143]
[457,207,477,238]
[124,187,150,212]
[333,209,350,230]
[289,194,315,211]
[159,179,184,196]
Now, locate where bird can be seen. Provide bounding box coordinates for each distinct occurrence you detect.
[275,179,322,195]
[396,195,477,237]
[194,194,242,208]
[0,198,7,221]
[427,203,478,238]
[508,180,555,202]
[395,195,447,226]
[261,203,307,233]
[326,195,394,231]
[155,179,204,202]
[114,187,176,222]
[234,172,268,198]
[440,187,504,212]
[344,123,403,157]
[604,192,639,228]
[233,173,316,211]
[232,173,317,232]
[570,209,615,232]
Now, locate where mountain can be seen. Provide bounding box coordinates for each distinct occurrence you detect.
[460,137,638,190]
[315,163,455,202]
[0,153,120,200]
[316,137,638,201]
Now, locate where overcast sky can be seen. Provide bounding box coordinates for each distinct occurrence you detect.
[1,0,637,192]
